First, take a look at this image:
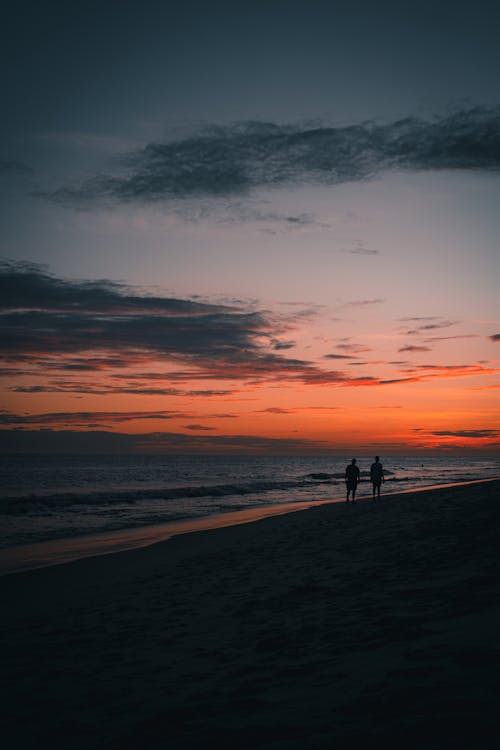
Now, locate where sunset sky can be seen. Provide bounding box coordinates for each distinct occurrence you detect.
[1,0,499,454]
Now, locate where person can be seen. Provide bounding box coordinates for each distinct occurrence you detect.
[370,455,385,499]
[345,458,360,502]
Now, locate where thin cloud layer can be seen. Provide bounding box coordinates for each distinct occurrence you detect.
[380,364,495,385]
[0,409,237,429]
[1,262,496,395]
[430,429,499,439]
[398,345,432,353]
[52,108,500,204]
[0,261,286,374]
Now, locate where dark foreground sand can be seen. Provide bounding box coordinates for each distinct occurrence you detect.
[2,480,500,750]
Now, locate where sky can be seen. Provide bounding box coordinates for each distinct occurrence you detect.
[1,0,499,455]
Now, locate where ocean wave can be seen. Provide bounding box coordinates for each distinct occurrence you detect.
[303,470,395,480]
[0,475,343,515]
[1,467,496,518]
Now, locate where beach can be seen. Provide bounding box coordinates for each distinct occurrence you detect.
[2,479,500,749]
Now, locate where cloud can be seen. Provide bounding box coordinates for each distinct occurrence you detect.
[216,203,330,231]
[398,345,432,352]
[10,381,236,397]
[400,319,458,336]
[404,364,492,372]
[399,316,438,322]
[272,339,296,350]
[380,363,495,385]
[324,353,353,360]
[346,241,379,256]
[342,298,385,308]
[258,407,292,414]
[423,334,479,343]
[0,260,300,379]
[0,410,195,428]
[50,108,500,204]
[183,424,217,431]
[0,409,238,429]
[2,262,496,395]
[429,429,499,439]
[0,260,362,388]
[0,259,228,315]
[490,334,500,341]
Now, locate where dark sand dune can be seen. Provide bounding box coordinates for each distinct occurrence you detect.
[2,480,500,749]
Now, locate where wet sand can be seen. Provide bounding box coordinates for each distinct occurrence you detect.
[2,479,500,749]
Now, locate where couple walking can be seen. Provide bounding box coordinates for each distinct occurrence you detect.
[345,456,384,502]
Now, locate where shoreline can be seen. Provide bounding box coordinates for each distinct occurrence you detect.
[1,476,498,577]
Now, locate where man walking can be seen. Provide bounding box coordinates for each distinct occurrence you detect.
[345,458,360,502]
[370,456,385,499]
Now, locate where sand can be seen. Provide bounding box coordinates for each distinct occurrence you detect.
[2,479,500,749]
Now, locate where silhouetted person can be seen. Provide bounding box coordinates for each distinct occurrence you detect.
[370,455,384,499]
[345,458,360,502]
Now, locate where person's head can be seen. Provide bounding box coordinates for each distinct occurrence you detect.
[352,458,357,464]
[375,456,380,462]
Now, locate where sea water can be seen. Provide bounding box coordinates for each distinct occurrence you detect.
[1,454,499,549]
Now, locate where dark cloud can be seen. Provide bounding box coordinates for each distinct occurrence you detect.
[51,108,500,204]
[423,334,479,343]
[258,407,291,414]
[0,261,355,387]
[183,424,217,431]
[0,259,228,315]
[272,339,296,350]
[490,334,500,341]
[11,385,181,396]
[10,382,235,397]
[324,353,353,359]
[0,410,192,427]
[430,430,499,439]
[398,345,432,352]
[404,364,491,372]
[0,409,238,429]
[0,260,293,377]
[404,320,458,335]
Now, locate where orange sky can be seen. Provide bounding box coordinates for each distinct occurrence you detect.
[1,251,499,454]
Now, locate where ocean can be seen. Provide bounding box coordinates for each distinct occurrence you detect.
[1,454,499,550]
